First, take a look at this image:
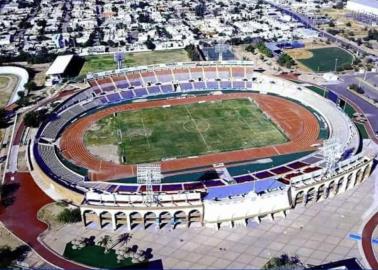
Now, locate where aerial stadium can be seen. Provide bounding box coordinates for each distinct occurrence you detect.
[27,61,375,231]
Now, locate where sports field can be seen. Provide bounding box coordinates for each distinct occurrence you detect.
[296,47,353,73]
[84,99,288,164]
[79,49,190,75]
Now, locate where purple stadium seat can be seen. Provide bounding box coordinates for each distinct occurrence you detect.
[134,88,148,97]
[254,171,274,179]
[120,90,134,100]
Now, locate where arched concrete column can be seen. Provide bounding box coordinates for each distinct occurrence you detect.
[325,181,336,199]
[355,168,363,186]
[336,176,344,194]
[305,187,316,204]
[294,190,305,206]
[233,219,247,228]
[362,163,372,181]
[113,212,128,231]
[82,209,97,227]
[173,210,187,229]
[144,212,157,229]
[111,214,117,230]
[345,172,354,191]
[317,184,325,201]
[159,211,172,229]
[188,209,202,227]
[129,212,143,230]
[99,211,112,229]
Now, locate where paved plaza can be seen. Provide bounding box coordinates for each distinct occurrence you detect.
[41,167,377,269]
[324,72,378,133]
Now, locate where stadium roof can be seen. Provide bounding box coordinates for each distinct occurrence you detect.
[349,0,378,9]
[46,54,74,76]
[204,178,285,200]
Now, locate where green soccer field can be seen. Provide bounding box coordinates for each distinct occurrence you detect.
[79,49,190,75]
[298,47,353,73]
[84,99,288,164]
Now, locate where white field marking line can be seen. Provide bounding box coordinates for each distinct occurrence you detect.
[233,106,256,135]
[140,116,151,149]
[184,105,211,151]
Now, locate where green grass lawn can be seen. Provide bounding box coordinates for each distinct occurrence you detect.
[306,85,326,97]
[0,76,9,89]
[298,47,353,73]
[84,98,288,164]
[79,49,190,75]
[63,243,146,269]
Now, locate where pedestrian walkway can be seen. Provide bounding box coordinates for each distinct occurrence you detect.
[0,172,87,269]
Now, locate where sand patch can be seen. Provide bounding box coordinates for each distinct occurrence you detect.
[286,49,313,60]
[87,144,120,164]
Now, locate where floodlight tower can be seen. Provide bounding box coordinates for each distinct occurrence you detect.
[214,42,229,62]
[137,163,162,205]
[321,138,342,175]
[114,51,125,70]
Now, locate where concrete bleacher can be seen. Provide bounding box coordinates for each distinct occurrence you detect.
[36,143,84,185]
[35,61,361,197]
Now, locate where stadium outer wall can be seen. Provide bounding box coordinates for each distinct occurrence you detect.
[27,138,84,205]
[77,156,374,230]
[28,62,376,230]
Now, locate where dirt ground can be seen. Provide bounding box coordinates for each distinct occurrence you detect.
[319,8,369,38]
[17,147,29,172]
[37,203,65,230]
[233,45,286,75]
[0,223,25,249]
[284,40,337,73]
[87,144,120,164]
[286,49,313,60]
[6,62,49,87]
[0,74,18,107]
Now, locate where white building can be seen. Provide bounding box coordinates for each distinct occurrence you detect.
[45,54,74,86]
[346,0,378,16]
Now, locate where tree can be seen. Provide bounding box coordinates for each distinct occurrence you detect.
[349,84,364,94]
[0,245,30,268]
[0,109,8,128]
[263,254,303,269]
[57,208,82,223]
[245,44,255,53]
[195,3,206,17]
[185,44,201,61]
[24,81,38,91]
[144,38,156,50]
[256,42,273,58]
[24,110,48,128]
[277,53,296,68]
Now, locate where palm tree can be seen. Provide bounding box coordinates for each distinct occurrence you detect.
[97,235,112,253]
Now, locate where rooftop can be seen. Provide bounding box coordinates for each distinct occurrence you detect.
[46,54,74,75]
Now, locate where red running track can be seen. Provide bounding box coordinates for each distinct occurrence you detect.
[0,172,87,269]
[60,93,321,181]
[362,211,378,269]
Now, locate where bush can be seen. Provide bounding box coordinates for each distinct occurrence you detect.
[24,81,38,91]
[57,208,82,223]
[245,44,255,53]
[256,42,273,58]
[0,245,30,268]
[24,110,49,128]
[185,44,201,61]
[277,53,296,68]
[0,109,9,128]
[144,39,156,50]
[349,84,364,94]
[262,254,302,269]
